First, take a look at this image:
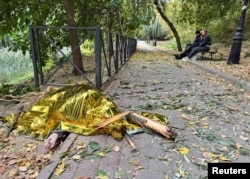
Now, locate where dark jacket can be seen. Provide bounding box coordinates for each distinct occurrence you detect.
[193,35,202,47]
[199,34,212,47]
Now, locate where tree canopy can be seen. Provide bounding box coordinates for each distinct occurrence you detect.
[0,0,154,51]
[0,0,247,52]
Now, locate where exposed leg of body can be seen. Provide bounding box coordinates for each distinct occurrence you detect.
[44,130,70,150]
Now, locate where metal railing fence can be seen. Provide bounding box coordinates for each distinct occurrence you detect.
[29,26,137,89]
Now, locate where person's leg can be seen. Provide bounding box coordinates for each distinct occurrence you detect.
[179,45,193,58]
[188,46,209,59]
[174,54,182,59]
[44,133,59,150]
[44,130,70,150]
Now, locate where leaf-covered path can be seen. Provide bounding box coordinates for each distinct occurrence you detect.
[46,42,250,178]
[1,41,250,179]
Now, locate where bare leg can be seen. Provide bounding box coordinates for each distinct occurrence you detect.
[44,133,59,150]
[44,131,70,150]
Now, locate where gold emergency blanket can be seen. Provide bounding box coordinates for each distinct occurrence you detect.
[1,84,168,140]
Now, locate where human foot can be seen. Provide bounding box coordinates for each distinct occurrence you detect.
[44,133,60,150]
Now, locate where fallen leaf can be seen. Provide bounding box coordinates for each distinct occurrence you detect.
[181,114,192,121]
[7,169,18,178]
[0,166,6,174]
[219,155,230,161]
[55,159,66,176]
[28,170,39,179]
[25,161,31,168]
[179,147,189,155]
[89,141,101,152]
[97,152,105,157]
[240,135,248,141]
[235,143,242,149]
[202,152,218,159]
[203,123,209,129]
[18,166,28,172]
[113,145,120,152]
[183,155,191,163]
[200,146,206,151]
[72,154,81,161]
[26,143,36,147]
[136,166,144,170]
[9,159,18,165]
[76,141,85,150]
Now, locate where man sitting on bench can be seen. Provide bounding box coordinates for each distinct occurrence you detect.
[174,30,201,59]
[182,29,211,61]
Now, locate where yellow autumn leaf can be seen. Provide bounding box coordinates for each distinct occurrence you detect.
[178,147,189,155]
[203,152,218,159]
[26,143,36,147]
[203,123,209,128]
[55,159,66,176]
[98,152,105,157]
[76,141,85,150]
[188,121,195,125]
[219,156,230,161]
[221,134,226,138]
[25,161,31,168]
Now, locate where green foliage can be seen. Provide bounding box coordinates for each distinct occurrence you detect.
[165,39,186,51]
[0,48,33,86]
[47,46,72,66]
[0,83,40,96]
[80,39,94,55]
[138,20,169,40]
[162,0,242,44]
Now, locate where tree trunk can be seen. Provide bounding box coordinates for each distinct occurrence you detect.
[107,10,114,75]
[153,0,182,52]
[108,10,114,56]
[64,0,84,75]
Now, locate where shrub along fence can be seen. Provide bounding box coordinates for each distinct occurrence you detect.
[29,26,137,89]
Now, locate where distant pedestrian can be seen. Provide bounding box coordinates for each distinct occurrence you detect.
[174,30,201,59]
[182,29,212,61]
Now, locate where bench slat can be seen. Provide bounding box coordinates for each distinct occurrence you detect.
[200,51,216,60]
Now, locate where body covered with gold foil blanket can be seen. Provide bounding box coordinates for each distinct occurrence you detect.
[0,84,172,141]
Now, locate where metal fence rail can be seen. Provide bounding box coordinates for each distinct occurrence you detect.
[29,26,137,89]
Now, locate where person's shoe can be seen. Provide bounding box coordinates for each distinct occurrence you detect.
[182,57,189,61]
[191,55,197,61]
[174,54,181,59]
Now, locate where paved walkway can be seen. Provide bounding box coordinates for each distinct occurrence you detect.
[38,41,250,179]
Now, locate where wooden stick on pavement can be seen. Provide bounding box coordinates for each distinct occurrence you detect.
[128,112,176,140]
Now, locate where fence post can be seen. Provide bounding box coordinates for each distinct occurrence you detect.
[115,34,119,72]
[95,26,102,89]
[124,36,127,62]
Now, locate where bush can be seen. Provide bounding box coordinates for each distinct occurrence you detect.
[0,48,33,86]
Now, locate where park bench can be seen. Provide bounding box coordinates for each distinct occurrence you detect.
[199,48,218,60]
